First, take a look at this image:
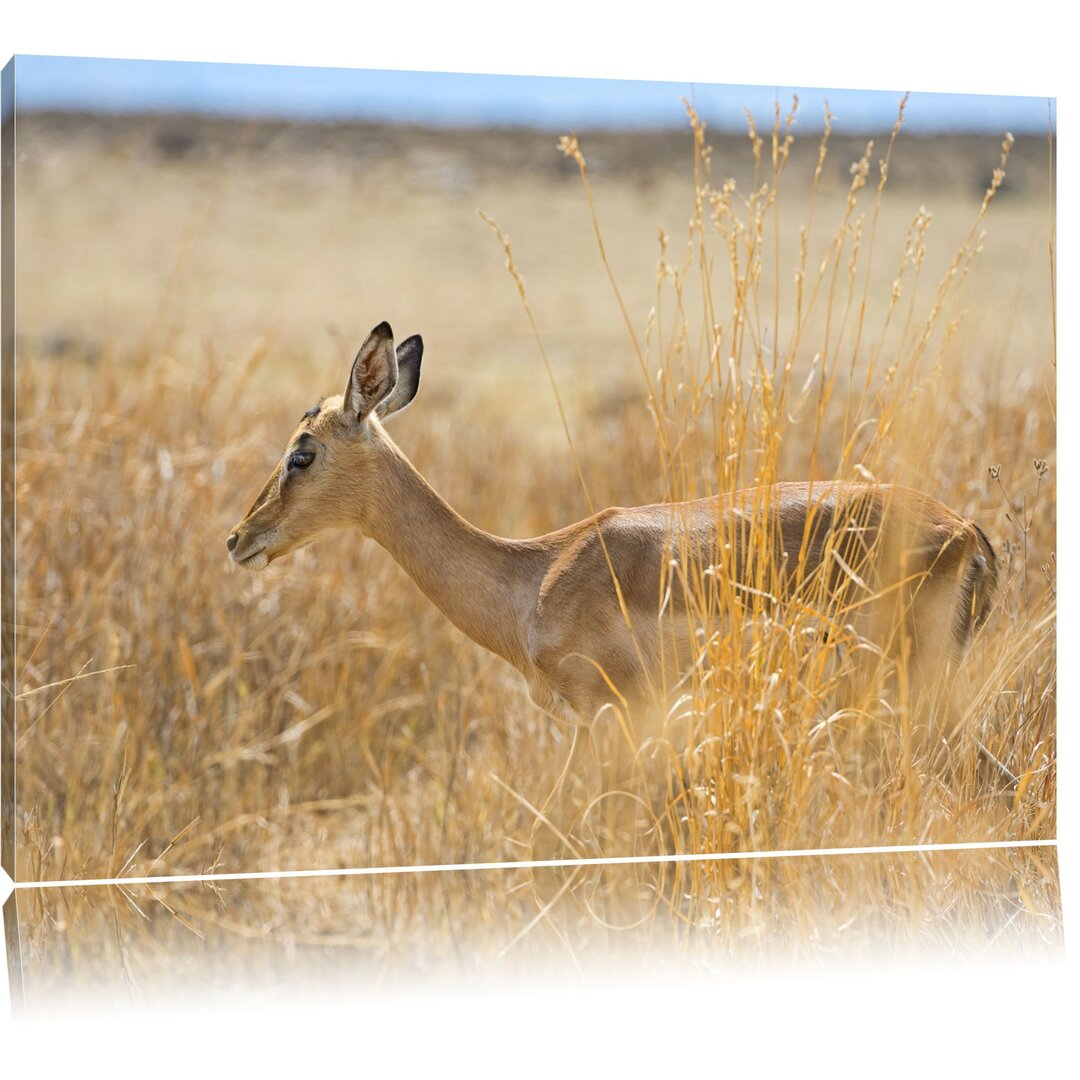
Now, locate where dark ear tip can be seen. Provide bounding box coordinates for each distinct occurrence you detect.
[371,320,393,340]
[400,333,424,356]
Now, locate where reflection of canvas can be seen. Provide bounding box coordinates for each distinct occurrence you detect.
[8,846,1063,1009]
[2,57,1057,997]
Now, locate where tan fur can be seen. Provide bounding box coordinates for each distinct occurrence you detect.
[228,326,998,734]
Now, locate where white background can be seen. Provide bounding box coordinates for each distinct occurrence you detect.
[1,2,1074,1073]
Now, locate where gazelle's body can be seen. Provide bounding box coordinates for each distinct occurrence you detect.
[228,323,998,730]
[518,480,996,723]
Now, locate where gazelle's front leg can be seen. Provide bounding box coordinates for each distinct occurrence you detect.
[530,706,672,930]
[524,675,599,859]
[518,716,595,919]
[528,702,652,853]
[531,724,599,856]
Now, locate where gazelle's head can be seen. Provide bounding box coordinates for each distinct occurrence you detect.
[227,321,422,570]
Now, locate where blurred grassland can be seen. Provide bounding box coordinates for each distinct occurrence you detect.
[9,107,1056,961]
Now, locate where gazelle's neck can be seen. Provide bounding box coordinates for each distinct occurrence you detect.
[358,432,541,670]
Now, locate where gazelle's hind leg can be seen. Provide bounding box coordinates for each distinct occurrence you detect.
[839,564,965,771]
[895,568,970,766]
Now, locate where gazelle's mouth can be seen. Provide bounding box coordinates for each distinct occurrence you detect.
[233,547,269,571]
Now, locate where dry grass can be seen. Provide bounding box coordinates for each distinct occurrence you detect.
[9,102,1057,978]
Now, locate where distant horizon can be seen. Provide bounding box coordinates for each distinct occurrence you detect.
[9,55,1055,134]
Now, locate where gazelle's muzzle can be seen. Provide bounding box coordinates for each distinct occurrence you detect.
[226,519,274,570]
[228,462,285,570]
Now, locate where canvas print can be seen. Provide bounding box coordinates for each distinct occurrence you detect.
[0,56,1058,1006]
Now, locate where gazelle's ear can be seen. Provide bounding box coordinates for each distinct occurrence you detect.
[345,321,398,423]
[377,334,423,419]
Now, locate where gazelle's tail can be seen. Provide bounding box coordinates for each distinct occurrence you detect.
[955,523,999,647]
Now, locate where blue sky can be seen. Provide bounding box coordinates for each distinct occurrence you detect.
[11,55,1054,133]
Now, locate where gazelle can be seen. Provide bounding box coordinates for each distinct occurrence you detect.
[228,321,998,754]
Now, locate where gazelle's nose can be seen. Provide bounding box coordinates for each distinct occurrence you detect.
[226,532,239,553]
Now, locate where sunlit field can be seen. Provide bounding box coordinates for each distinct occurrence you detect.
[9,103,1057,970]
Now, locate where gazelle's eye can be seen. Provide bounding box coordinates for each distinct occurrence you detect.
[289,450,315,470]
